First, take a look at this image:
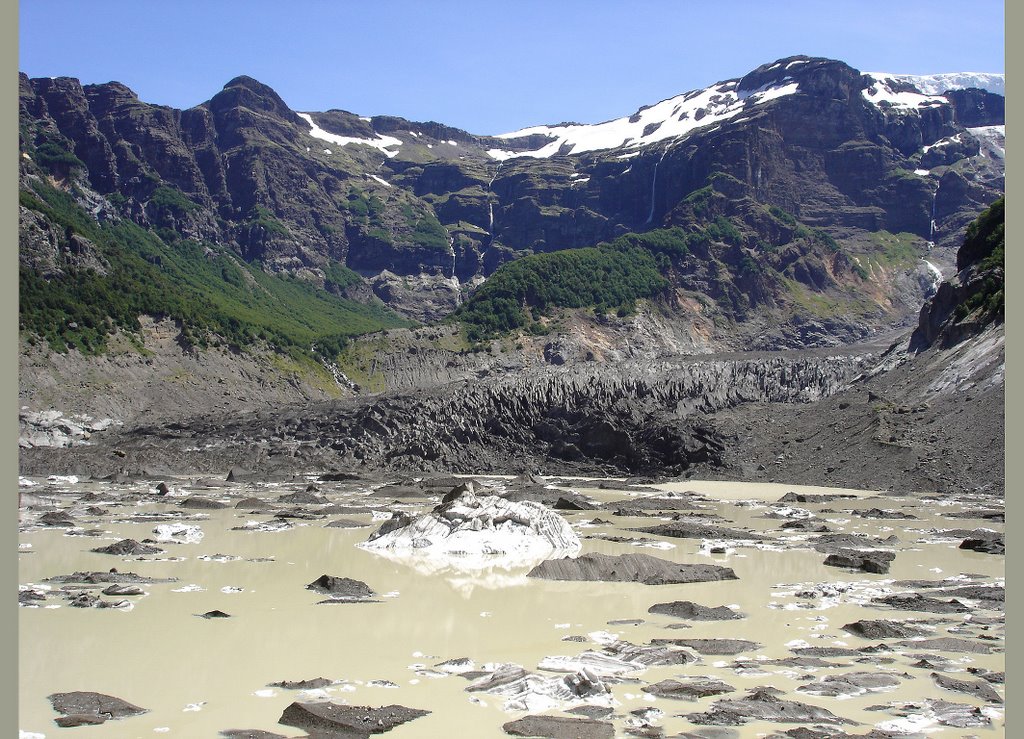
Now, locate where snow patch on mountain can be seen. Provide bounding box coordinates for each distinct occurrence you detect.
[298,112,402,158]
[861,76,947,109]
[968,125,1005,160]
[867,72,1004,97]
[489,78,800,160]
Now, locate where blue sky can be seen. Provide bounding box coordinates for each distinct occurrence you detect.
[19,0,1004,135]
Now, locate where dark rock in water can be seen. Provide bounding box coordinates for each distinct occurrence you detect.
[306,574,376,600]
[686,686,856,726]
[268,677,333,690]
[780,519,831,532]
[871,698,991,729]
[842,619,932,639]
[155,482,170,495]
[91,538,163,555]
[101,584,144,596]
[234,497,276,510]
[180,496,229,509]
[277,491,328,505]
[871,593,970,613]
[823,548,895,573]
[67,592,100,608]
[648,601,742,621]
[967,667,1004,684]
[319,471,362,482]
[797,671,904,697]
[199,610,232,619]
[371,484,427,499]
[898,637,992,654]
[219,731,289,739]
[628,521,765,541]
[44,570,177,584]
[49,691,148,725]
[791,646,863,657]
[606,495,702,511]
[325,518,371,528]
[19,589,47,604]
[931,672,1002,703]
[643,678,735,700]
[502,714,614,738]
[856,508,918,519]
[810,533,899,553]
[38,511,76,527]
[959,532,1004,554]
[649,638,760,655]
[56,714,109,727]
[528,553,737,585]
[554,494,597,510]
[926,585,1004,604]
[278,701,429,735]
[567,706,614,719]
[274,509,325,520]
[226,467,256,482]
[778,492,857,503]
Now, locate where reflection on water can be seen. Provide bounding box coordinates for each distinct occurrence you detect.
[18,475,1004,737]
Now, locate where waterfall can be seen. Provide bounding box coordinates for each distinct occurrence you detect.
[645,149,668,225]
[928,186,938,249]
[486,162,502,242]
[923,259,943,296]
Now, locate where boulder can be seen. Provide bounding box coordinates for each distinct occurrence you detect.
[959,532,1004,554]
[180,496,229,509]
[502,715,615,738]
[642,678,735,700]
[91,538,163,555]
[822,548,895,573]
[931,672,1002,703]
[528,552,736,585]
[278,702,429,735]
[306,574,376,601]
[841,619,931,639]
[48,691,148,725]
[685,686,857,726]
[648,601,742,621]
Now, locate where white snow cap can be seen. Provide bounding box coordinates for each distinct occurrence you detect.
[489,75,801,160]
[867,72,1004,97]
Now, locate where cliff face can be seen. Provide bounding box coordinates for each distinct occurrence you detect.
[19,57,1003,324]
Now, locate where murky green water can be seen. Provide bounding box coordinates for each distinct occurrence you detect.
[19,476,1004,737]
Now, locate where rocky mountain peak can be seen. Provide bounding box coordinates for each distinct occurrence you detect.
[208,75,301,124]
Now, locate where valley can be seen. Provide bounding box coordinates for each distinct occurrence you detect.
[17,53,1004,738]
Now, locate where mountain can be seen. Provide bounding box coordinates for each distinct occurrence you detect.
[18,55,1005,434]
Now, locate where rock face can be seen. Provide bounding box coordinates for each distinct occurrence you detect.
[361,488,581,567]
[527,552,737,585]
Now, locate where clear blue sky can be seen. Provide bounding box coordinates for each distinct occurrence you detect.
[19,0,1004,135]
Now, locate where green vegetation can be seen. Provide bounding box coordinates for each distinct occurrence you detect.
[955,196,1004,320]
[453,229,695,341]
[149,185,199,214]
[410,212,450,250]
[32,141,85,175]
[19,181,411,357]
[246,205,290,236]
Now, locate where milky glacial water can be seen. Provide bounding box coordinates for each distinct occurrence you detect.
[18,476,1004,737]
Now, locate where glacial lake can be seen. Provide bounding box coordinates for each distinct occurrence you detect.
[18,475,1005,737]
